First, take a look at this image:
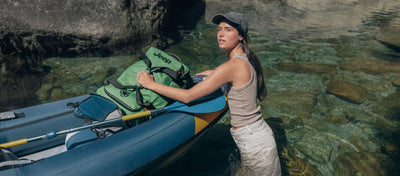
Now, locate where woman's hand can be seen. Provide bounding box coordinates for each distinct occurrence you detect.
[137,70,155,89]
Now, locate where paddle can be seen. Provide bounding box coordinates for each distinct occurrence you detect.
[0,92,226,149]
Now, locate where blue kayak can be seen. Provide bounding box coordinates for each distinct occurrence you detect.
[0,90,227,175]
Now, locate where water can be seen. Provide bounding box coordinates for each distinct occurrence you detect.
[18,0,400,175]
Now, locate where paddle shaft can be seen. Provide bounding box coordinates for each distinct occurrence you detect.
[0,106,180,148]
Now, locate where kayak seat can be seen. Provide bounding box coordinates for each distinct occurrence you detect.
[65,129,98,150]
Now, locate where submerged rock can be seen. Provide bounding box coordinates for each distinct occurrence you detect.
[288,127,336,164]
[280,145,323,176]
[326,79,368,104]
[333,152,397,176]
[276,63,337,75]
[263,91,317,118]
[323,115,349,125]
[375,18,400,52]
[338,58,400,74]
[380,92,400,121]
[393,77,400,87]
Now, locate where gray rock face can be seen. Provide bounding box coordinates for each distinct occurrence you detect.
[0,0,171,109]
[0,0,169,57]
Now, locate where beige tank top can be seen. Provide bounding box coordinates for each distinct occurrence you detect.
[223,53,262,127]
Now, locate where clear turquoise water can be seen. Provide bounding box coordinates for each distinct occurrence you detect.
[36,1,400,175]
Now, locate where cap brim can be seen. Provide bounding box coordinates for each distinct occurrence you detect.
[212,15,227,25]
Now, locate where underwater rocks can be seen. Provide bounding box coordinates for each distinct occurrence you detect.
[326,79,368,104]
[276,63,337,75]
[280,145,323,176]
[339,57,400,74]
[333,152,397,176]
[380,91,400,122]
[0,73,41,111]
[288,127,336,163]
[263,91,317,119]
[375,18,400,52]
[393,77,400,87]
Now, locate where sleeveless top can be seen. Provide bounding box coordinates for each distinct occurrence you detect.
[223,53,262,127]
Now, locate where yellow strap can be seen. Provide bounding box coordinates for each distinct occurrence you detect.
[122,111,151,121]
[0,138,28,149]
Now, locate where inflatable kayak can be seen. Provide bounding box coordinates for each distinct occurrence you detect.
[0,89,227,175]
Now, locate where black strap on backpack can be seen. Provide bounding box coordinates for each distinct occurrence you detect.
[106,79,152,110]
[107,79,138,90]
[140,54,193,89]
[135,88,153,109]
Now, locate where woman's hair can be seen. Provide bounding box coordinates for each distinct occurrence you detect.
[226,21,267,101]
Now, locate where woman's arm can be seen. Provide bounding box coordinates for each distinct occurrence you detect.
[195,70,214,76]
[137,61,236,103]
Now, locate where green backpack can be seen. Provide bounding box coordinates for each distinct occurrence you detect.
[96,47,192,115]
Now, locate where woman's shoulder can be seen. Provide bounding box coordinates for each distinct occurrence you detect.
[217,58,251,76]
[229,56,250,69]
[219,58,246,70]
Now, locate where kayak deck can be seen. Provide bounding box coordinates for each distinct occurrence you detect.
[0,91,228,175]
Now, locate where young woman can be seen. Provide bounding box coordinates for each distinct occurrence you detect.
[137,12,281,176]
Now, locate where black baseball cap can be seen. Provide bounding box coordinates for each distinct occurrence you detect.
[212,12,248,34]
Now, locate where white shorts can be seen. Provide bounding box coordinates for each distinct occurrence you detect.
[230,118,281,176]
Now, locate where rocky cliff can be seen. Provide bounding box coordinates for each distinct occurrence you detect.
[0,0,197,109]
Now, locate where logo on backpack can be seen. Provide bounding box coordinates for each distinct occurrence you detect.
[154,52,171,64]
[120,90,130,97]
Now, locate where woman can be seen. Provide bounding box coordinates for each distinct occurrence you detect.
[137,12,281,176]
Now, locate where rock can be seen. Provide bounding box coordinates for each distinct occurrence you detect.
[0,0,203,110]
[338,58,400,74]
[36,84,54,101]
[323,115,349,125]
[326,79,368,104]
[263,91,317,118]
[280,145,323,176]
[280,116,291,123]
[333,152,397,176]
[276,63,337,75]
[348,136,370,152]
[284,0,359,11]
[375,18,400,52]
[0,73,41,111]
[380,92,400,121]
[393,77,400,87]
[381,92,400,108]
[288,127,335,163]
[0,0,171,58]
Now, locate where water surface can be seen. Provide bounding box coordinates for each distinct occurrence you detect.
[37,1,400,175]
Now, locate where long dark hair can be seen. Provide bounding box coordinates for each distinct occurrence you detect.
[228,21,267,101]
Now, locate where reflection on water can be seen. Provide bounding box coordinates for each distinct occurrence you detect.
[34,0,400,175]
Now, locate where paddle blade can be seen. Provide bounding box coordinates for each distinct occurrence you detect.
[166,90,226,114]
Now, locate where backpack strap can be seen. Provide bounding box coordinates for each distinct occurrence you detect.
[141,54,152,68]
[135,89,153,109]
[107,79,138,90]
[107,79,153,111]
[140,54,191,88]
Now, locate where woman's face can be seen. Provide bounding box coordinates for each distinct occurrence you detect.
[217,22,243,51]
